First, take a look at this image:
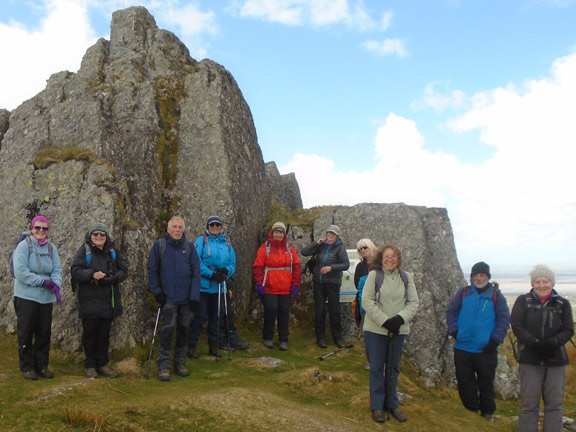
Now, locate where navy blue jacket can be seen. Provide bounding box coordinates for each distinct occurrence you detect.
[148,232,201,304]
[446,283,510,353]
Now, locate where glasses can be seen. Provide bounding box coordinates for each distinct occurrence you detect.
[358,246,369,252]
[91,231,107,237]
[33,226,49,232]
[383,255,398,261]
[209,223,222,227]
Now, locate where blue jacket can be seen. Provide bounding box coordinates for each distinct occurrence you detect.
[446,283,510,353]
[148,233,201,304]
[13,237,62,304]
[194,232,236,294]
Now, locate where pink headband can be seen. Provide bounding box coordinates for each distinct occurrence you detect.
[30,215,51,229]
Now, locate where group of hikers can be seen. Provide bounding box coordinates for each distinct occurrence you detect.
[11,214,574,430]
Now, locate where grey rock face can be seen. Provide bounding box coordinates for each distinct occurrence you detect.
[0,6,269,350]
[0,109,9,149]
[265,162,303,211]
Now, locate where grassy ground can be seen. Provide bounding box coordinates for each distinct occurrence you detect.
[0,326,574,432]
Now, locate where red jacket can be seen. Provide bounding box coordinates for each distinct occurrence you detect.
[253,232,301,295]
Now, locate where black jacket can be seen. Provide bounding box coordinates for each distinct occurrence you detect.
[70,233,129,319]
[511,289,574,367]
[301,239,349,286]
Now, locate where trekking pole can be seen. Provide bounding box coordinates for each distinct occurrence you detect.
[438,330,449,360]
[145,306,161,379]
[216,282,222,363]
[508,333,518,362]
[222,281,232,361]
[570,338,576,349]
[387,333,397,421]
[318,344,353,360]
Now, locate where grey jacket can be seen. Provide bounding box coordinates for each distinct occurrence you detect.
[301,239,350,286]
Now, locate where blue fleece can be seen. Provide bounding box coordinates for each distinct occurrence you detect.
[194,232,236,294]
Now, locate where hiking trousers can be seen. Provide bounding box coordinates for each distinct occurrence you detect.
[157,303,190,369]
[14,296,53,372]
[454,348,497,415]
[188,291,220,345]
[518,363,565,432]
[262,293,291,342]
[82,317,112,369]
[313,282,342,343]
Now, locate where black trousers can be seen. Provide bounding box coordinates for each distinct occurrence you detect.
[82,317,113,369]
[14,297,53,372]
[313,282,342,343]
[454,348,498,415]
[262,293,291,342]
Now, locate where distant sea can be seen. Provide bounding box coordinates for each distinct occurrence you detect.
[491,265,576,295]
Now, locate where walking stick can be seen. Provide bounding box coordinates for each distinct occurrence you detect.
[145,306,161,379]
[318,344,353,360]
[222,281,232,361]
[216,282,222,363]
[386,333,397,421]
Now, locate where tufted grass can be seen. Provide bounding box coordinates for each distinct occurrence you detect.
[0,326,574,431]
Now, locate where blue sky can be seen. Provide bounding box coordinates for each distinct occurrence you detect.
[2,0,576,271]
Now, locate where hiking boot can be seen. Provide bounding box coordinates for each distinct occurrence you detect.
[175,364,189,377]
[364,362,371,371]
[372,410,386,423]
[388,408,407,422]
[279,341,288,351]
[22,370,38,381]
[335,340,346,348]
[97,365,119,378]
[158,368,171,381]
[263,339,273,349]
[483,414,494,422]
[208,340,221,358]
[85,368,98,378]
[187,345,199,359]
[317,339,327,349]
[234,340,250,350]
[36,368,54,379]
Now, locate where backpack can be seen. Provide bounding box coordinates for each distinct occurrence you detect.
[158,237,192,263]
[10,230,53,277]
[460,282,500,305]
[352,269,410,327]
[262,240,294,286]
[71,244,117,293]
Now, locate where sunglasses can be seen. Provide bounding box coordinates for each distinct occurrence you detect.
[209,223,222,227]
[91,231,107,237]
[33,226,49,232]
[358,246,369,251]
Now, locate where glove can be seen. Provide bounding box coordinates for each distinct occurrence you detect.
[482,339,499,353]
[210,272,227,283]
[51,285,62,305]
[100,274,117,284]
[383,315,404,334]
[154,293,166,306]
[449,331,458,340]
[42,279,57,290]
[217,267,229,275]
[256,284,265,296]
[291,286,299,297]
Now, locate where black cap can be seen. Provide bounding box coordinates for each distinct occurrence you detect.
[471,261,491,279]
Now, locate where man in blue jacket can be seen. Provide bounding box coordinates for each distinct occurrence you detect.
[446,261,510,422]
[148,216,201,381]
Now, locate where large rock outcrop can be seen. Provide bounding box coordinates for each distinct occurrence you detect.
[0,6,270,351]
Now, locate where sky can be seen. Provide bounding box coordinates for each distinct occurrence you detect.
[1,0,576,271]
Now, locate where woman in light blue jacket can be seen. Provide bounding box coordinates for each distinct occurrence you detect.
[188,216,236,358]
[12,215,62,380]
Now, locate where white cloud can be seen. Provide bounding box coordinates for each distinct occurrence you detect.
[228,0,391,31]
[0,0,97,110]
[411,81,468,113]
[279,51,576,266]
[361,38,408,58]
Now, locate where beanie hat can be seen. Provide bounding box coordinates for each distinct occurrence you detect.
[470,261,491,279]
[326,225,341,238]
[89,223,108,235]
[530,264,556,286]
[271,222,286,233]
[206,215,222,228]
[30,215,50,230]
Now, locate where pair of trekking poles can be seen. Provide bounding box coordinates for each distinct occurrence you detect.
[144,281,232,379]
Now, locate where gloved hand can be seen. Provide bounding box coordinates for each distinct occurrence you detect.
[383,315,404,334]
[51,285,62,305]
[217,267,229,275]
[154,293,167,306]
[449,330,458,340]
[42,279,57,290]
[256,285,265,296]
[100,273,117,284]
[210,272,227,283]
[291,286,299,297]
[482,339,499,353]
